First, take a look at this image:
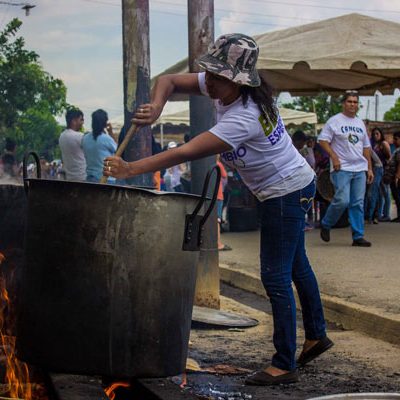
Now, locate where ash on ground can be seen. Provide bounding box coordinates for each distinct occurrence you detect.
[182,284,400,400]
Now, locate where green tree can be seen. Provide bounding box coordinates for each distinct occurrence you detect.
[383,97,400,121]
[282,92,342,124]
[0,18,68,159]
[13,107,63,161]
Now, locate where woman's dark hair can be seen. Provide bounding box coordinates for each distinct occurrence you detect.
[371,127,384,144]
[240,75,278,124]
[91,109,108,140]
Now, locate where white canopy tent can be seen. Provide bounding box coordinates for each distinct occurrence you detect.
[155,13,400,97]
[111,102,317,146]
[154,102,317,146]
[156,103,317,125]
[111,102,317,128]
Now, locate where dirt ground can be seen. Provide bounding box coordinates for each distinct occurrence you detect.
[184,283,400,400]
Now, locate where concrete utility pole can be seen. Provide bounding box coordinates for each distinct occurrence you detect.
[188,0,220,309]
[375,93,379,121]
[122,0,153,187]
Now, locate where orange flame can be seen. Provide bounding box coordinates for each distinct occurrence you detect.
[0,252,32,400]
[104,381,130,399]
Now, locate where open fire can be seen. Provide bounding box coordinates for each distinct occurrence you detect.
[0,252,48,400]
[104,381,130,399]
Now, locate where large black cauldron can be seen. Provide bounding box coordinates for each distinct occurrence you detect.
[16,152,219,378]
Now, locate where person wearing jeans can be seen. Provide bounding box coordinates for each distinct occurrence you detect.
[318,91,374,247]
[365,150,383,224]
[103,33,333,386]
[323,170,366,239]
[371,128,392,221]
[260,179,328,371]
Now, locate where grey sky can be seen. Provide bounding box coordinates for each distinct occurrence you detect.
[1,0,399,125]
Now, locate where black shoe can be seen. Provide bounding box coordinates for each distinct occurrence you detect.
[352,238,372,247]
[320,226,330,242]
[378,216,391,222]
[245,370,299,386]
[297,337,334,366]
[391,217,400,223]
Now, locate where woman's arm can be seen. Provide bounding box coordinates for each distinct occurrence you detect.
[363,147,374,184]
[106,122,118,143]
[382,141,391,160]
[133,73,201,126]
[104,132,231,179]
[395,154,400,187]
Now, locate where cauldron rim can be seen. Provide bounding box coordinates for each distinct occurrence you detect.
[24,178,206,200]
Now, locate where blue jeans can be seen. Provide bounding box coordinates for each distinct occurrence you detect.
[366,166,383,220]
[259,180,326,371]
[379,183,391,218]
[321,170,366,240]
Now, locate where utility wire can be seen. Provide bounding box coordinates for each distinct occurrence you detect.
[152,0,319,23]
[150,9,293,28]
[247,0,400,15]
[79,0,294,28]
[81,0,400,15]
[0,1,30,5]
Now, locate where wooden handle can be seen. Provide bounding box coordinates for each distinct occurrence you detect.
[99,123,140,184]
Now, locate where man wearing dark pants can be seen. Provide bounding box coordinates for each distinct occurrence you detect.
[318,91,374,247]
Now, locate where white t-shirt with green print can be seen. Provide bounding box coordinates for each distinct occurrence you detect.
[198,72,314,201]
[318,113,371,172]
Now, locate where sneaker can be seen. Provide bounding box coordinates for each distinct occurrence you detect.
[320,226,330,242]
[391,217,400,223]
[378,216,391,222]
[352,238,372,247]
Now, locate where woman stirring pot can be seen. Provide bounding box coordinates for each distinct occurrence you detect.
[104,33,333,386]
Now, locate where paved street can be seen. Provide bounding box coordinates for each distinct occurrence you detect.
[218,221,400,344]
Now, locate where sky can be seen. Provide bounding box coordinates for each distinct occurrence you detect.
[1,0,400,127]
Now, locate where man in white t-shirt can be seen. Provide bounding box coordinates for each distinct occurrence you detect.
[318,91,373,247]
[59,109,86,181]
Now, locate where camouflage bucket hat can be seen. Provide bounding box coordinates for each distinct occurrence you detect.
[197,33,261,87]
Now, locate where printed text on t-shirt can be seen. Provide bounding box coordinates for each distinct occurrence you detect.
[259,115,284,145]
[340,125,364,134]
[221,146,247,168]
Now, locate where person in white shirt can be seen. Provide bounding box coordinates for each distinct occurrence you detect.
[163,141,185,192]
[103,33,333,386]
[318,92,373,247]
[59,109,86,181]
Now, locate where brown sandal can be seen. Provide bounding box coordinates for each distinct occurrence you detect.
[297,336,334,366]
[245,370,299,386]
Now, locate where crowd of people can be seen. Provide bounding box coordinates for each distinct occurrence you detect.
[4,101,398,240]
[58,108,117,183]
[290,105,400,249]
[292,128,400,242]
